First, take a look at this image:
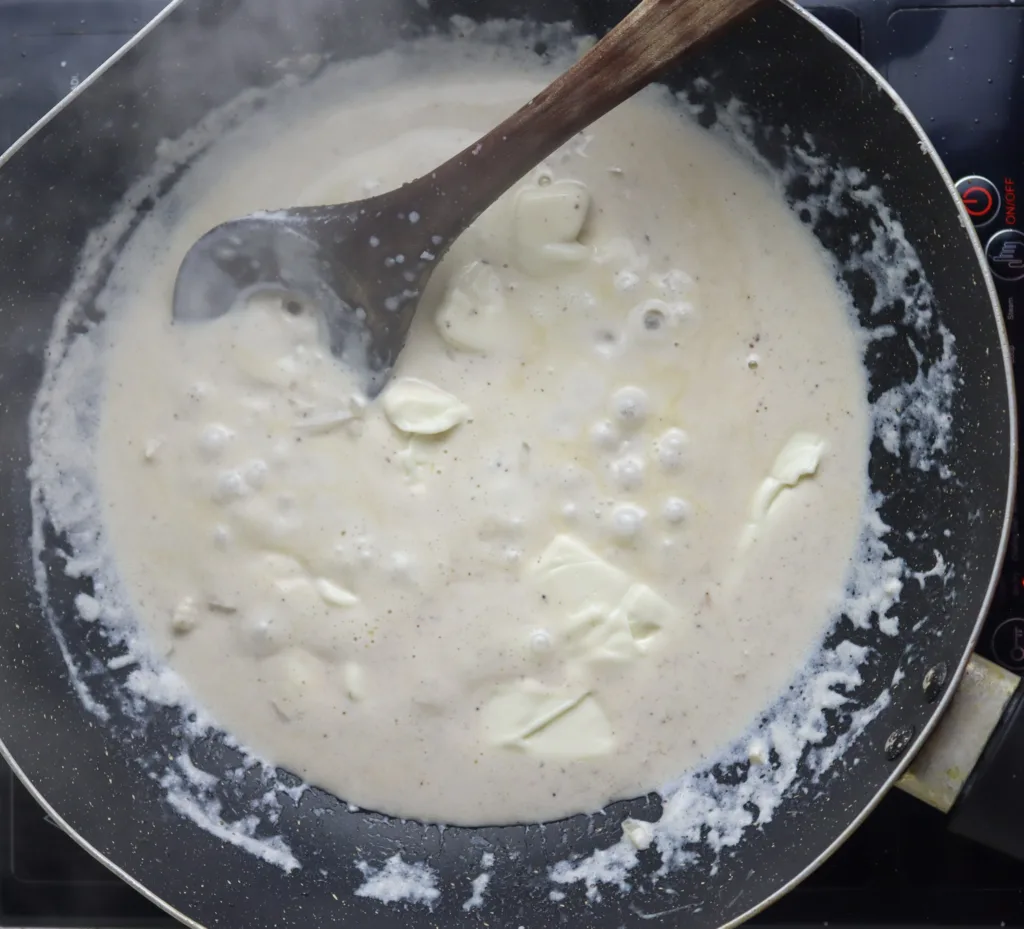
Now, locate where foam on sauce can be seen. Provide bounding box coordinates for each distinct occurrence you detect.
[27,19,956,905]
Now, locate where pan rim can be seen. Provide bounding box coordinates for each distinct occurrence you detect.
[0,0,187,173]
[0,3,1016,929]
[724,2,1021,926]
[0,5,203,925]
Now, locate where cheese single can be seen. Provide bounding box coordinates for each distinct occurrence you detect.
[741,433,828,551]
[482,681,614,757]
[381,377,470,435]
[622,818,655,850]
[527,535,678,664]
[514,179,592,272]
[315,578,359,608]
[435,262,510,354]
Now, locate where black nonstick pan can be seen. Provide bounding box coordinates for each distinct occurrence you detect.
[0,1,1017,928]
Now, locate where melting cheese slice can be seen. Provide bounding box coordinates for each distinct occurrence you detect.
[741,433,827,550]
[245,555,365,662]
[482,681,614,757]
[381,377,469,435]
[435,262,510,354]
[514,178,592,273]
[267,648,333,722]
[622,818,655,850]
[530,535,676,663]
[481,537,677,758]
[315,578,359,608]
[751,433,828,520]
[615,583,675,647]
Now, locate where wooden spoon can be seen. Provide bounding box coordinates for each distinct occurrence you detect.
[172,0,765,394]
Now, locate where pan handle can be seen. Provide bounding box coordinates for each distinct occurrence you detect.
[898,654,1024,859]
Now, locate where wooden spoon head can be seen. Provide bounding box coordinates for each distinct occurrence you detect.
[171,208,420,396]
[172,214,331,321]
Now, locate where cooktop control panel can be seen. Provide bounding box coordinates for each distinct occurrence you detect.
[808,0,1024,676]
[809,1,1024,291]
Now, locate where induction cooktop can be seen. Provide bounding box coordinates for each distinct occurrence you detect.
[1,1,1023,926]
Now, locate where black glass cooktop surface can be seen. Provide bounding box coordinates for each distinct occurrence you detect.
[2,0,1024,925]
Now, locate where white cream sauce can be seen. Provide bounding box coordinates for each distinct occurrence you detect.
[86,63,870,827]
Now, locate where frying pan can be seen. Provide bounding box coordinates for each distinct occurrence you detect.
[0,0,1017,927]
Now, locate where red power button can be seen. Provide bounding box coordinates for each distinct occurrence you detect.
[956,175,1001,227]
[963,186,993,216]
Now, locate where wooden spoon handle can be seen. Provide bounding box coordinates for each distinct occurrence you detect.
[506,0,766,143]
[417,0,767,237]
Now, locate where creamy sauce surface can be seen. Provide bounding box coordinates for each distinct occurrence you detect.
[94,61,870,825]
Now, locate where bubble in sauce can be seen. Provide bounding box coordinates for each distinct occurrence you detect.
[590,420,619,451]
[655,429,689,470]
[610,455,645,491]
[663,497,692,525]
[610,386,650,428]
[612,503,647,540]
[199,423,234,460]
